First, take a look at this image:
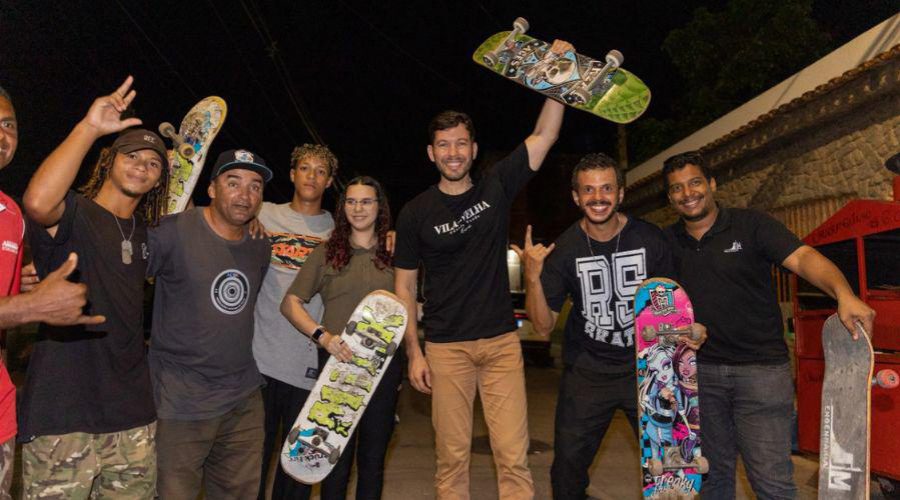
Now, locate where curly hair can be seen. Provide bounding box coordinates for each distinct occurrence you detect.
[290,143,338,178]
[79,146,170,226]
[325,176,392,272]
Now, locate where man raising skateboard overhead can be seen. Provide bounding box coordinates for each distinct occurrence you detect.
[512,153,705,500]
[393,39,570,500]
[661,150,875,499]
[21,76,168,498]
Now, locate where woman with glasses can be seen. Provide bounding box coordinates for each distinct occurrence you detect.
[281,176,399,499]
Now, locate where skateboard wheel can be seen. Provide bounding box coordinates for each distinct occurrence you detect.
[177,143,194,158]
[483,52,499,67]
[328,448,340,465]
[606,49,624,67]
[346,321,357,334]
[513,17,529,33]
[694,455,709,474]
[568,88,591,105]
[875,369,899,389]
[648,458,663,476]
[689,326,702,342]
[641,326,658,342]
[287,427,300,444]
[385,342,398,357]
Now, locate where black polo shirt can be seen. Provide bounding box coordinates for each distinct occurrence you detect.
[666,206,803,365]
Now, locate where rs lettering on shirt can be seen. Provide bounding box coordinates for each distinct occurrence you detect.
[433,201,492,235]
[575,248,647,347]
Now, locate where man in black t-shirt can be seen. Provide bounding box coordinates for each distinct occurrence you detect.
[393,39,571,500]
[20,77,168,498]
[661,151,875,499]
[512,153,706,500]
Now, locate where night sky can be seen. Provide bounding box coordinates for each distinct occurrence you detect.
[0,0,894,210]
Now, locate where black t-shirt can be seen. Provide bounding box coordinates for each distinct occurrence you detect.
[542,217,675,371]
[19,192,156,439]
[394,143,534,343]
[666,206,803,365]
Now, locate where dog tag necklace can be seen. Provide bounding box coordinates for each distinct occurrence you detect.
[114,213,136,265]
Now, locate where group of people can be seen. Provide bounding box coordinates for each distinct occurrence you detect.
[0,40,877,500]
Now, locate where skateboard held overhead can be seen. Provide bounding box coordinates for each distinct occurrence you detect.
[635,277,706,499]
[280,290,407,484]
[819,314,898,500]
[473,17,651,124]
[159,96,227,215]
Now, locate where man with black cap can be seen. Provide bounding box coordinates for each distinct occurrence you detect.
[148,148,272,499]
[21,76,168,498]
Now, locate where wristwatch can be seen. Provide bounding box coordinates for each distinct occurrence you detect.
[310,325,326,345]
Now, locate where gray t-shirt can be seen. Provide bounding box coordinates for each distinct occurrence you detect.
[252,202,334,389]
[148,208,271,420]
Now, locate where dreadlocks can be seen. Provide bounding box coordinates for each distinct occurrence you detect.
[79,147,170,226]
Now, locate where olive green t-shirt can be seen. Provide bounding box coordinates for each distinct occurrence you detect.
[287,243,394,334]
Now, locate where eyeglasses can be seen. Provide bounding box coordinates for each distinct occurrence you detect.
[345,198,377,207]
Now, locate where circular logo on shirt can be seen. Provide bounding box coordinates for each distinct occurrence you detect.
[210,269,250,315]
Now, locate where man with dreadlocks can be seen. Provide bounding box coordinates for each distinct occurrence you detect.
[252,144,336,499]
[20,76,168,498]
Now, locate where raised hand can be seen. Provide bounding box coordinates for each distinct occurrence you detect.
[81,76,143,137]
[510,225,555,284]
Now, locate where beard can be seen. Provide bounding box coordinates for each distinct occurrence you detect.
[436,158,472,182]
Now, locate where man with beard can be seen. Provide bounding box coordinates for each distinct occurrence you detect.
[512,153,705,499]
[662,151,874,498]
[148,149,272,499]
[393,39,571,500]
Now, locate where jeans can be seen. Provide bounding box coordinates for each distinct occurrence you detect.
[550,364,638,500]
[699,362,796,500]
[259,376,313,500]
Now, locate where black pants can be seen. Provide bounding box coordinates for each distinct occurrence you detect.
[259,375,313,500]
[320,351,403,500]
[550,364,638,500]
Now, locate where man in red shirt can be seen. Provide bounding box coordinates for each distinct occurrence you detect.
[0,84,102,499]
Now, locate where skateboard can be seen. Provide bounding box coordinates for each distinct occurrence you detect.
[473,17,651,124]
[159,96,227,214]
[280,290,407,484]
[819,314,898,499]
[635,278,707,498]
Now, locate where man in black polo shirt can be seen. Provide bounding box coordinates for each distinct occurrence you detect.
[662,151,875,499]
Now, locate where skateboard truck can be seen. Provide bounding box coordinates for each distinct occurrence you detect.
[641,324,702,342]
[159,122,196,159]
[647,447,709,476]
[482,17,530,67]
[287,426,341,465]
[563,50,624,105]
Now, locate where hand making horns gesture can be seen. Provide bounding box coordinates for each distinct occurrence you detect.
[510,225,556,284]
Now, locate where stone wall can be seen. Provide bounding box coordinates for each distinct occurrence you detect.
[628,47,900,236]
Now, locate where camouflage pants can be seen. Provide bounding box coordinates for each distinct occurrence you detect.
[22,422,156,500]
[0,436,13,500]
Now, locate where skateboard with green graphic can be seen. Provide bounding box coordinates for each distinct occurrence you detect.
[473,18,651,123]
[280,290,408,484]
[159,96,227,214]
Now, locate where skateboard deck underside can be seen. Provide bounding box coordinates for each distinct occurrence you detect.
[818,314,872,500]
[635,278,703,498]
[473,31,651,123]
[165,96,227,214]
[280,290,407,484]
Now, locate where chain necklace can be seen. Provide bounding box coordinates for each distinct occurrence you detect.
[113,213,136,265]
[583,213,623,258]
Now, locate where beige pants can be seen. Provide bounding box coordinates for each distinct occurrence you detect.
[426,332,534,500]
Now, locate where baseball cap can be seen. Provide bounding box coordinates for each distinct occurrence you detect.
[211,149,273,183]
[112,128,167,165]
